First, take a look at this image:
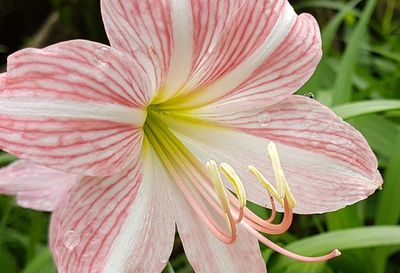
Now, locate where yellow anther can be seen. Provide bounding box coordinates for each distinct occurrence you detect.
[283,177,296,209]
[248,165,284,207]
[206,160,230,213]
[267,142,296,209]
[219,163,247,209]
[267,142,286,199]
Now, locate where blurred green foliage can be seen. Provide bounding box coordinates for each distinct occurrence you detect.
[1,0,400,272]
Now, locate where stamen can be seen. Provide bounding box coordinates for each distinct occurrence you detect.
[267,142,296,209]
[267,142,287,200]
[241,196,294,235]
[220,163,246,207]
[248,165,283,206]
[145,112,340,263]
[267,195,277,223]
[144,117,237,244]
[283,177,296,209]
[206,160,231,213]
[243,221,341,262]
[219,163,246,223]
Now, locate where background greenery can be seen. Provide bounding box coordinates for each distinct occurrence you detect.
[0,0,400,272]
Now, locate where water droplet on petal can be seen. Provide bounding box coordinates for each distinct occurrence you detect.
[95,47,112,61]
[63,230,81,251]
[258,113,272,126]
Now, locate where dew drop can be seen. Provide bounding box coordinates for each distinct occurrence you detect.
[95,47,112,61]
[63,230,81,251]
[257,113,272,126]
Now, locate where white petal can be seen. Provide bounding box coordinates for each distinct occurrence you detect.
[162,117,382,214]
[162,158,266,273]
[0,160,77,211]
[50,155,175,273]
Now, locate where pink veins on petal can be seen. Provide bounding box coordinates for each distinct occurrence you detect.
[0,1,382,273]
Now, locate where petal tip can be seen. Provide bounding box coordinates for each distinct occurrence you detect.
[372,169,384,190]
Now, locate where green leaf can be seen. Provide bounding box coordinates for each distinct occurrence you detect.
[294,1,348,10]
[333,100,400,119]
[21,247,56,273]
[27,212,47,263]
[332,0,378,105]
[0,153,16,165]
[270,226,400,270]
[284,262,329,273]
[376,133,400,225]
[326,205,362,231]
[322,0,361,54]
[299,0,359,94]
[0,249,17,273]
[163,262,176,273]
[348,114,399,159]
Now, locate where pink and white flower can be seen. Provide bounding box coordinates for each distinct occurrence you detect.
[0,160,77,211]
[0,1,382,272]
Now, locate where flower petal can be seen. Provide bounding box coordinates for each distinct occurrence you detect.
[101,0,188,95]
[163,162,266,273]
[0,72,6,87]
[0,160,77,211]
[161,106,382,214]
[101,0,319,107]
[0,40,150,176]
[186,11,322,109]
[50,155,175,273]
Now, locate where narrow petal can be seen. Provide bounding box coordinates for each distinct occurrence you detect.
[163,162,266,273]
[50,155,175,273]
[0,40,150,176]
[0,160,77,211]
[162,110,382,214]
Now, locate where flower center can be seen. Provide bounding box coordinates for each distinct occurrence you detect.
[143,108,340,262]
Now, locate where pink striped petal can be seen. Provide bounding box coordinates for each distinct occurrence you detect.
[0,72,5,87]
[164,108,382,214]
[185,11,321,110]
[101,0,320,106]
[101,0,174,91]
[164,166,266,273]
[0,40,151,176]
[205,95,379,181]
[0,160,77,211]
[50,157,175,273]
